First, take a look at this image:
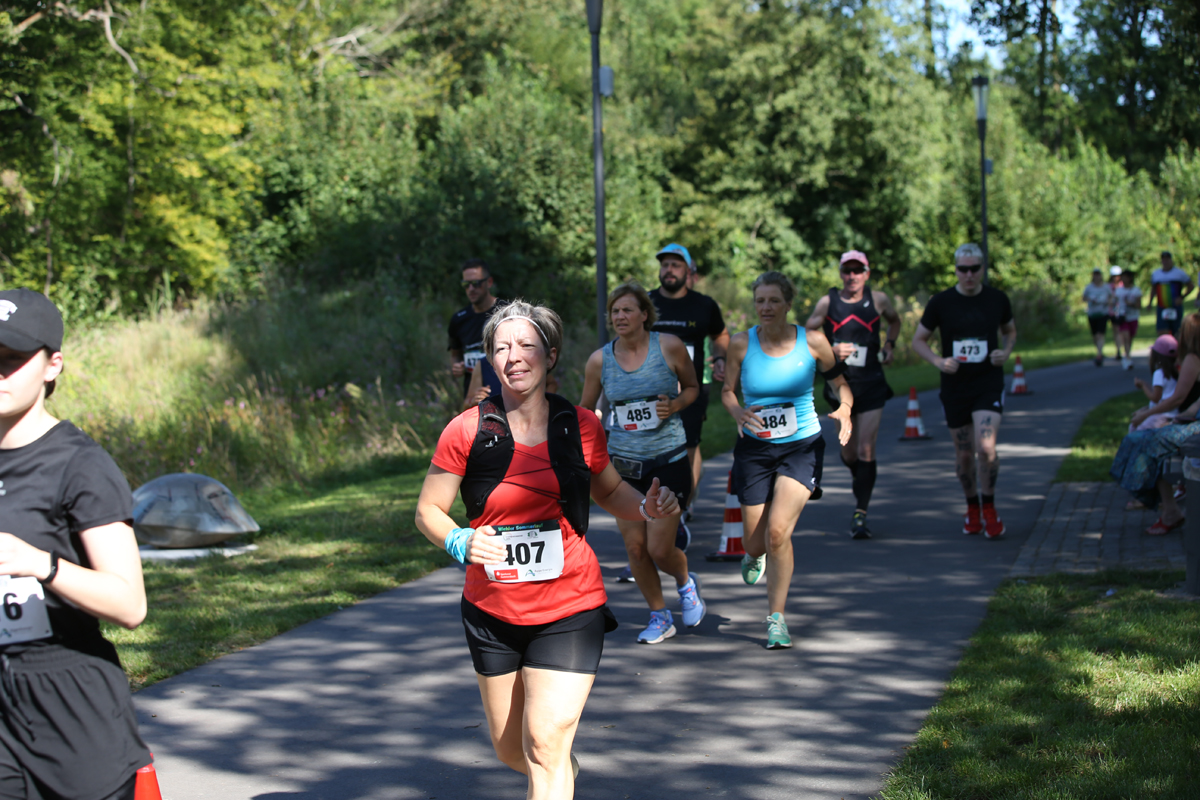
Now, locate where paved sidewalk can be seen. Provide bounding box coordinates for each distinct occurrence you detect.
[1011,482,1188,576]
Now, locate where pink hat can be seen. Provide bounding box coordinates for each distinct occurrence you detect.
[839,250,869,268]
[1151,334,1177,356]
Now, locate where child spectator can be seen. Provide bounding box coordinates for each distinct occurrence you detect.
[1132,334,1179,431]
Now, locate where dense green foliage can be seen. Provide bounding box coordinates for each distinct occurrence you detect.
[1,0,1197,321]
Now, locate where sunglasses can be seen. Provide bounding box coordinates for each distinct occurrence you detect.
[461,279,489,289]
[955,264,983,274]
[840,266,867,275]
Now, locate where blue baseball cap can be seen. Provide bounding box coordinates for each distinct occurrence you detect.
[655,243,695,272]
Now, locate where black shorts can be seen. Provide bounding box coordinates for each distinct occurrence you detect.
[0,645,151,800]
[678,387,709,447]
[732,432,825,506]
[824,376,893,414]
[619,454,692,509]
[461,598,617,678]
[940,386,1005,429]
[1088,315,1109,335]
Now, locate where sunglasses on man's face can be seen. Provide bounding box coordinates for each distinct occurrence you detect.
[956,264,983,274]
[461,279,489,289]
[840,266,867,275]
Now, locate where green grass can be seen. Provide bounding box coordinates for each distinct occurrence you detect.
[1055,391,1147,482]
[877,571,1200,800]
[104,457,455,689]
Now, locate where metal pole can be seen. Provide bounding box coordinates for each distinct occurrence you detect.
[588,3,608,350]
[978,118,989,276]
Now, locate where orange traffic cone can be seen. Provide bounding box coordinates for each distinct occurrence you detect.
[899,387,933,440]
[134,755,162,800]
[706,471,747,562]
[1010,355,1033,394]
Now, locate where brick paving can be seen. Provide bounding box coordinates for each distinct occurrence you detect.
[1011,481,1188,576]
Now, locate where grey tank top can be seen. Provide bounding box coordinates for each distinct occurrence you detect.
[601,331,687,460]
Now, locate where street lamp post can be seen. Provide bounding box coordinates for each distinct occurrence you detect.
[971,75,990,274]
[587,0,608,349]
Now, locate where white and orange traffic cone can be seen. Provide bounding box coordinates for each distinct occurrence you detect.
[134,755,163,800]
[899,387,933,440]
[1010,355,1033,394]
[706,471,747,562]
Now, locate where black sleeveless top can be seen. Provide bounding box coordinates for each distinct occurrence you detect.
[822,285,884,382]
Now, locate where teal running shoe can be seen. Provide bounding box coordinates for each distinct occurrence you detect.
[741,553,765,585]
[637,609,676,644]
[765,612,792,649]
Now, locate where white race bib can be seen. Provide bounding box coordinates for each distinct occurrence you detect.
[0,577,54,645]
[753,403,798,440]
[463,348,485,371]
[839,342,868,367]
[613,396,663,432]
[1161,308,1179,321]
[485,521,565,583]
[953,339,988,364]
[685,345,695,362]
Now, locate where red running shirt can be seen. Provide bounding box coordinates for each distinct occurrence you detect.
[431,406,611,625]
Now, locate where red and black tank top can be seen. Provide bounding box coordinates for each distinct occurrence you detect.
[822,285,884,382]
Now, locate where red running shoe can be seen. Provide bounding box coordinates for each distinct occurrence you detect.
[982,504,1006,539]
[963,505,983,535]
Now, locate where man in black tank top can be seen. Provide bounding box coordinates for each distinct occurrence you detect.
[805,250,901,540]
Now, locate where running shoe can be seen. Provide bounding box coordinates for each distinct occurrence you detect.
[741,553,765,585]
[637,609,676,644]
[1094,356,1103,367]
[678,572,706,627]
[963,505,983,535]
[851,510,872,540]
[675,521,692,552]
[617,565,635,583]
[982,504,1006,539]
[765,612,792,649]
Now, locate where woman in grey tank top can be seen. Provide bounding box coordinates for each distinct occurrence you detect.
[581,282,708,644]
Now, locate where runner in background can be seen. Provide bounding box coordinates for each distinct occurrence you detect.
[912,243,1017,540]
[1152,250,1192,337]
[1083,267,1114,366]
[1113,267,1142,370]
[580,283,705,643]
[448,259,506,399]
[805,250,901,539]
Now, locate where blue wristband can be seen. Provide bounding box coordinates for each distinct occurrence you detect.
[444,527,474,564]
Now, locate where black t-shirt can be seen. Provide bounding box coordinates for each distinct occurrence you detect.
[649,289,726,385]
[0,421,133,660]
[448,299,507,395]
[920,285,1014,392]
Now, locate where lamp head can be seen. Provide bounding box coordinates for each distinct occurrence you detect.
[971,75,990,122]
[586,0,603,34]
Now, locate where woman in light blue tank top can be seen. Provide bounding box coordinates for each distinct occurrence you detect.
[581,282,707,643]
[721,272,853,650]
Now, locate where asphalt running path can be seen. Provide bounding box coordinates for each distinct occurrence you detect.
[135,357,1140,800]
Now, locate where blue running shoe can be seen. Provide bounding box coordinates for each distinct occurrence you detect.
[617,565,634,583]
[678,572,706,627]
[675,521,691,552]
[637,609,676,644]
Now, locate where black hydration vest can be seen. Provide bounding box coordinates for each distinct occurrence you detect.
[460,393,592,536]
[822,285,884,381]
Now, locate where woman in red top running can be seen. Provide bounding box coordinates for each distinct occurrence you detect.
[416,300,679,800]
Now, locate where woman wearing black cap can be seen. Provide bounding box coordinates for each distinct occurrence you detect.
[0,288,152,799]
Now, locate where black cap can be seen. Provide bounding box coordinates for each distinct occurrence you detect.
[1162,250,1173,259]
[0,289,64,352]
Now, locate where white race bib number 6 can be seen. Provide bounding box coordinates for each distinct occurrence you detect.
[1162,308,1179,321]
[0,577,54,645]
[485,521,565,583]
[753,403,798,439]
[613,397,662,432]
[953,339,988,364]
[463,348,485,371]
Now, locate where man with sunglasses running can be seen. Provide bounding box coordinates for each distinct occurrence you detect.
[912,243,1017,540]
[448,258,507,399]
[805,250,901,539]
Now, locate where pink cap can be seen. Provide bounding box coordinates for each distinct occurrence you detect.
[1151,334,1177,356]
[839,250,869,268]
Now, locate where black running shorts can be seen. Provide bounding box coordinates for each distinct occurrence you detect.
[939,386,1005,429]
[461,599,617,678]
[619,455,692,510]
[678,387,709,447]
[1087,314,1109,336]
[825,376,894,414]
[732,431,825,506]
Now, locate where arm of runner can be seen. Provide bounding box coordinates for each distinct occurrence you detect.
[804,295,830,331]
[591,470,679,520]
[579,349,605,414]
[450,349,466,377]
[720,333,762,436]
[415,466,505,565]
[1184,278,1195,301]
[709,327,730,383]
[913,323,958,374]
[990,319,1017,366]
[659,334,699,418]
[808,328,853,446]
[0,523,148,629]
[876,290,902,365]
[462,363,490,411]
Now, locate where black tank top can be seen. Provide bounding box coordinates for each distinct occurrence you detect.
[822,285,884,381]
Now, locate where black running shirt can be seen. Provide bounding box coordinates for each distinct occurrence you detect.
[822,285,886,384]
[920,285,1013,392]
[649,289,726,386]
[448,300,507,396]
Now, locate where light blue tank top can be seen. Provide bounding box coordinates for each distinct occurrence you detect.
[741,325,821,443]
[601,332,687,460]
